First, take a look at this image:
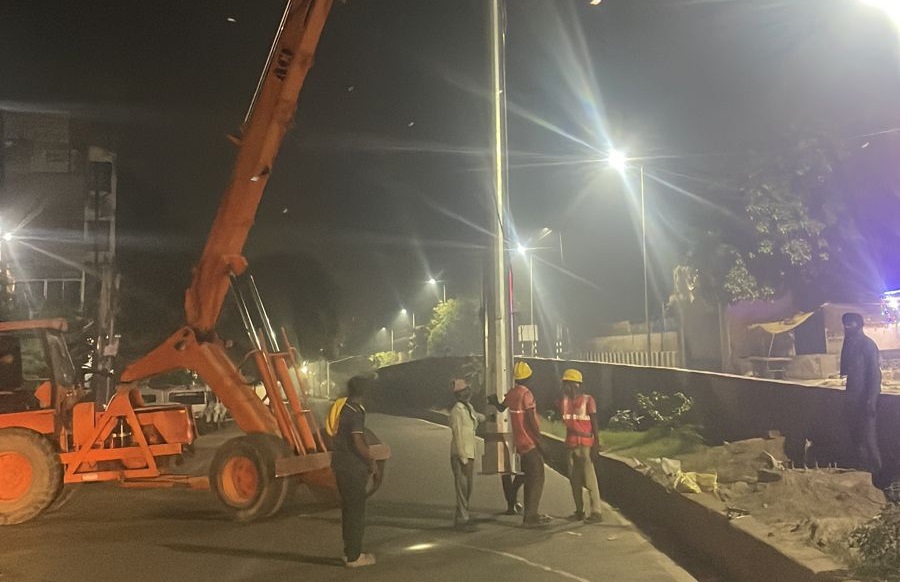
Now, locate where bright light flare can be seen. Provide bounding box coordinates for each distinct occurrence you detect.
[517,243,528,256]
[427,277,437,285]
[406,543,437,552]
[1,233,11,242]
[607,149,627,172]
[861,0,902,25]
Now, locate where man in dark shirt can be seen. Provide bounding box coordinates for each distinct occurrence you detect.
[332,375,381,568]
[839,312,882,480]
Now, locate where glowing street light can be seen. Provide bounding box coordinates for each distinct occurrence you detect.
[517,244,536,356]
[608,149,651,360]
[515,228,562,357]
[0,224,10,263]
[427,277,447,303]
[380,326,394,352]
[400,307,416,328]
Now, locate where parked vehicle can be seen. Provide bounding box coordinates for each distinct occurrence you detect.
[168,386,228,431]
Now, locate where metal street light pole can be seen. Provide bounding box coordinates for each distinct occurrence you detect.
[609,150,651,362]
[427,278,447,303]
[528,253,535,356]
[640,164,651,362]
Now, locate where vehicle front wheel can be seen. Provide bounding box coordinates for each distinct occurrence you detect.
[0,428,63,525]
[209,434,293,521]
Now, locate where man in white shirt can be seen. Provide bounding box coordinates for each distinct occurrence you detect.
[449,378,485,531]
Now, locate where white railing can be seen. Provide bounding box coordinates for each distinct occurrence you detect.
[579,351,679,368]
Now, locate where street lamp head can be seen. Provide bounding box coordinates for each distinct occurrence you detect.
[516,243,528,256]
[427,277,437,285]
[607,149,628,172]
[400,308,407,316]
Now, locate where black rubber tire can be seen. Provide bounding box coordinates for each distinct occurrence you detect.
[0,428,63,525]
[209,433,293,521]
[45,484,78,514]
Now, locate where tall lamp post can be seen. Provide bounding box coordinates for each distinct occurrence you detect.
[427,277,447,303]
[516,244,535,356]
[609,149,651,361]
[400,307,415,328]
[380,326,394,352]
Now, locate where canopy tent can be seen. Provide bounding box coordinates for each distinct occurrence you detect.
[747,311,815,356]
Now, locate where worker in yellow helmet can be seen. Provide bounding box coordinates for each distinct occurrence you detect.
[488,360,552,527]
[557,368,603,523]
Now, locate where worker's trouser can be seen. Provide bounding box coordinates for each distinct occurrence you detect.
[846,403,882,477]
[334,461,368,562]
[520,448,545,523]
[502,472,525,510]
[566,445,601,515]
[451,455,475,525]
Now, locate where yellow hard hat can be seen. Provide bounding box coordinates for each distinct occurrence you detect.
[513,361,533,381]
[562,369,583,383]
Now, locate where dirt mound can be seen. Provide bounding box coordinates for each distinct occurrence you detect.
[646,436,887,558]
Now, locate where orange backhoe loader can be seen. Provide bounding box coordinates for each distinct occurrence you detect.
[0,0,388,525]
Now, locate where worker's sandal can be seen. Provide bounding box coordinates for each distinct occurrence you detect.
[345,553,376,568]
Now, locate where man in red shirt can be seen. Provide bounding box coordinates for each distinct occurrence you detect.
[557,369,603,523]
[488,361,551,527]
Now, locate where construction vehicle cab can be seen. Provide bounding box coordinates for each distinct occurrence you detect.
[0,319,196,524]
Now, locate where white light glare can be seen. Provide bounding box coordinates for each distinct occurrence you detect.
[861,0,901,25]
[427,277,437,285]
[1,233,11,242]
[517,243,527,256]
[607,149,627,172]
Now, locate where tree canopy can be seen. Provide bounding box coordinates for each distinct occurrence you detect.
[676,126,883,309]
[426,297,481,357]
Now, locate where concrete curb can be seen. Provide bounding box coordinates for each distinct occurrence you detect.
[541,437,850,582]
[413,406,849,582]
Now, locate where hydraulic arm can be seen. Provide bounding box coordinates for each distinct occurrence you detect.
[121,0,335,433]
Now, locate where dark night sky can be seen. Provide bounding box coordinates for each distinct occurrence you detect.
[0,0,900,353]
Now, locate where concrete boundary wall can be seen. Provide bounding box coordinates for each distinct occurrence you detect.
[372,356,899,483]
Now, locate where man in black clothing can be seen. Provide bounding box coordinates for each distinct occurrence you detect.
[839,312,882,481]
[332,375,381,568]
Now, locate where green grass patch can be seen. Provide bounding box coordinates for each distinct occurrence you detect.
[541,419,707,459]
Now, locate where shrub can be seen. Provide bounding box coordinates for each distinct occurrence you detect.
[848,503,899,582]
[635,391,694,428]
[607,409,645,431]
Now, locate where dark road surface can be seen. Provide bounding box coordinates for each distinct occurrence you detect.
[1,414,699,582]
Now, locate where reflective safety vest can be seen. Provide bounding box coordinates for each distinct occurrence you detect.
[325,396,349,437]
[560,393,596,448]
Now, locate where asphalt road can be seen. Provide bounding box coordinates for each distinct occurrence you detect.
[1,414,698,582]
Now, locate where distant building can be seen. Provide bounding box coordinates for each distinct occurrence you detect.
[0,108,117,319]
